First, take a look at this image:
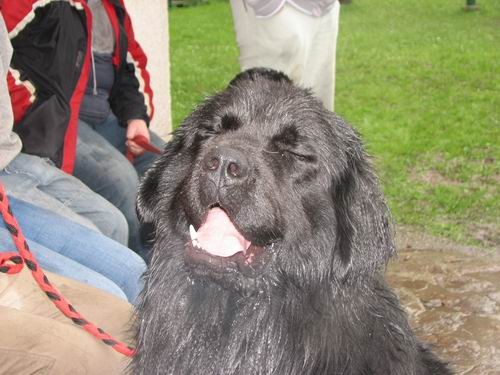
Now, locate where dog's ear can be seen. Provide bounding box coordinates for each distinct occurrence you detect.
[136,135,183,224]
[330,162,357,277]
[330,137,395,279]
[137,159,162,224]
[229,68,292,87]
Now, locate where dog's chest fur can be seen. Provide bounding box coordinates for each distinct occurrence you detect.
[135,265,422,375]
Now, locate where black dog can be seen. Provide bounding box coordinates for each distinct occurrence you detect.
[133,69,451,374]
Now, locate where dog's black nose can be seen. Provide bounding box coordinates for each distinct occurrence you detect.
[202,146,249,181]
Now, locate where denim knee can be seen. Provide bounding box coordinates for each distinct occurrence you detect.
[92,201,129,246]
[134,131,166,177]
[114,253,146,304]
[0,229,128,301]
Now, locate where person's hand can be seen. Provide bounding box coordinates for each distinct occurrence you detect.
[126,119,150,156]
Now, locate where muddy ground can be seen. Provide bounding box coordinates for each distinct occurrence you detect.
[388,228,500,374]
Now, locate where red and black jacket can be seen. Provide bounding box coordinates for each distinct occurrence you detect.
[1,0,154,173]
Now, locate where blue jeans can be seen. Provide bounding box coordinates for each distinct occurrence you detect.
[0,196,146,303]
[0,153,128,245]
[74,113,165,259]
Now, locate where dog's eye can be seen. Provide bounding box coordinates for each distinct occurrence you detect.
[283,150,315,163]
[200,125,217,135]
[220,114,242,131]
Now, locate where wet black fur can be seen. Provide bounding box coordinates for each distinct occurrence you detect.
[132,69,451,374]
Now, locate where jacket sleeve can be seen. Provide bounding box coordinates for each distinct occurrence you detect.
[109,1,154,127]
[1,0,39,125]
[6,69,36,125]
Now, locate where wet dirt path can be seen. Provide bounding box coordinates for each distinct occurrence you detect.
[387,246,500,374]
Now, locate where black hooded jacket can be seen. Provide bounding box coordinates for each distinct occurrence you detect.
[2,0,153,172]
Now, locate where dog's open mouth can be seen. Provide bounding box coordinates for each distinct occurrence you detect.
[185,207,271,276]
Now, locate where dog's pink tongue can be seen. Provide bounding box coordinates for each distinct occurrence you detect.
[196,208,250,257]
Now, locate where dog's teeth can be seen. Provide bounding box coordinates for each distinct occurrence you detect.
[189,225,198,241]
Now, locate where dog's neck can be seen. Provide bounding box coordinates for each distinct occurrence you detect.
[134,235,416,375]
[136,260,377,374]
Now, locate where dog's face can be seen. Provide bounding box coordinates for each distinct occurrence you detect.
[139,69,394,296]
[135,70,449,375]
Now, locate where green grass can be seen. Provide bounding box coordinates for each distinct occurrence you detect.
[169,0,499,248]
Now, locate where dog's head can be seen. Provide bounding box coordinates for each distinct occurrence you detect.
[139,68,394,296]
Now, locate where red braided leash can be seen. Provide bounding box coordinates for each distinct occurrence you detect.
[126,135,162,162]
[0,184,135,357]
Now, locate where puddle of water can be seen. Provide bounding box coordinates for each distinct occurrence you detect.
[387,249,500,375]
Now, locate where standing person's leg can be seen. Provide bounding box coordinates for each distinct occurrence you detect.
[230,1,339,109]
[303,1,340,111]
[74,120,146,257]
[230,0,306,83]
[0,153,128,245]
[6,196,146,302]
